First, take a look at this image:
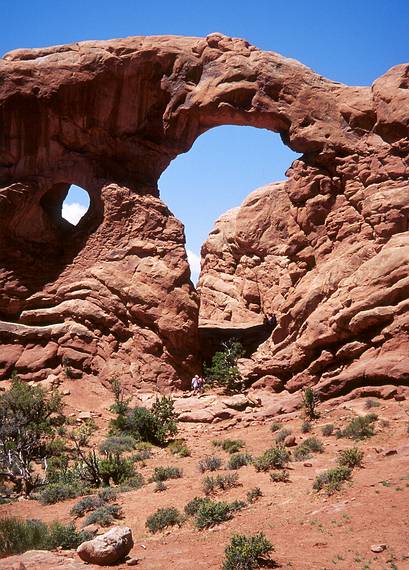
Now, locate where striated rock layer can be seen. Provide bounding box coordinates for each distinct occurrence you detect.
[0,33,408,392]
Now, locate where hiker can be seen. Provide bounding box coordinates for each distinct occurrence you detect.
[197,375,205,395]
[191,374,200,395]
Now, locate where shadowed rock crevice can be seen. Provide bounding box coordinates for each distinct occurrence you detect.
[0,33,408,394]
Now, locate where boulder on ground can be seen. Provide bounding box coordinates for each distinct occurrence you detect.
[77,526,133,565]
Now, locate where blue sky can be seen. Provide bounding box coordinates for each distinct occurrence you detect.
[2,0,408,281]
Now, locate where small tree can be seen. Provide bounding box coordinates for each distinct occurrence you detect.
[204,340,244,392]
[0,379,64,495]
[302,387,319,420]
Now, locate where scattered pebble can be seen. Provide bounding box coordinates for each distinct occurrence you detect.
[371,544,386,553]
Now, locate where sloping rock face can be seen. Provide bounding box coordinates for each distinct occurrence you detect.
[199,175,409,398]
[0,33,408,392]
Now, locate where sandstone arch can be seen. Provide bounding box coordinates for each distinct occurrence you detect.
[0,33,408,395]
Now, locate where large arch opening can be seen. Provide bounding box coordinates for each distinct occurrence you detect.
[159,125,300,361]
[159,125,299,283]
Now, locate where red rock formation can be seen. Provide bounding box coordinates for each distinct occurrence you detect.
[0,33,408,393]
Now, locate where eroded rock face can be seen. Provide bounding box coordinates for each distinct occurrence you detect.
[0,33,408,393]
[199,177,409,398]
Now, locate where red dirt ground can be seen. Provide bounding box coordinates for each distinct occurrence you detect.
[1,386,409,570]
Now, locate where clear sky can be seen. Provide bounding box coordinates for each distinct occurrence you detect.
[2,0,408,281]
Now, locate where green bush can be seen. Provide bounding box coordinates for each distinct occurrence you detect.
[131,448,152,462]
[246,487,262,504]
[0,379,65,495]
[313,467,352,495]
[270,422,281,433]
[70,495,104,518]
[38,482,82,505]
[228,453,253,470]
[110,395,178,446]
[146,507,183,533]
[213,439,245,454]
[303,436,324,453]
[198,455,223,473]
[98,488,118,503]
[194,500,233,530]
[184,497,212,516]
[365,398,380,409]
[203,473,240,495]
[222,532,274,570]
[337,447,364,469]
[150,466,183,482]
[98,453,135,485]
[302,387,319,420]
[154,481,167,492]
[301,421,312,433]
[321,424,334,436]
[293,436,324,461]
[168,439,191,457]
[0,517,91,555]
[204,340,244,392]
[45,522,92,550]
[254,447,290,471]
[119,473,144,491]
[339,415,377,440]
[274,428,292,444]
[99,435,136,455]
[83,504,122,527]
[269,470,289,483]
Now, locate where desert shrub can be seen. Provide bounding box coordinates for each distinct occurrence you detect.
[150,466,183,482]
[213,439,245,454]
[98,487,117,502]
[45,522,92,550]
[154,481,167,492]
[322,424,334,436]
[168,439,191,457]
[275,428,292,444]
[269,470,289,483]
[131,448,152,462]
[99,435,136,455]
[203,473,240,495]
[247,487,263,503]
[301,421,312,433]
[303,436,324,453]
[228,453,253,470]
[229,500,246,512]
[293,436,324,461]
[339,415,377,440]
[365,398,380,409]
[70,495,104,518]
[302,387,319,420]
[110,395,178,446]
[83,504,122,527]
[0,517,91,554]
[292,445,312,461]
[270,422,281,433]
[98,453,135,485]
[119,473,144,491]
[313,467,352,495]
[337,447,364,469]
[0,379,65,495]
[184,496,212,516]
[198,455,223,473]
[254,447,290,472]
[222,532,274,570]
[194,500,233,530]
[146,507,183,533]
[38,482,82,505]
[204,340,244,392]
